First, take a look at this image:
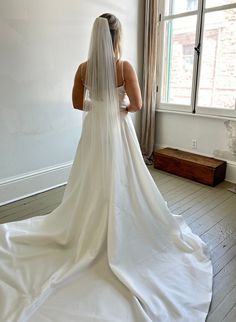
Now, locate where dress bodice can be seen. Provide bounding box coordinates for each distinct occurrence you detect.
[83,83,129,112]
[118,84,130,109]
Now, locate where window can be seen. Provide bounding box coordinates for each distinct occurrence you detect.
[157,0,236,118]
[187,0,197,11]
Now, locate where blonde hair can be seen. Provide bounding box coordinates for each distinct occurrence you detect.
[99,13,122,60]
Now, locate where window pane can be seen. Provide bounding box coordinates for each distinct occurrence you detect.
[165,0,198,16]
[205,0,236,9]
[161,16,197,105]
[198,9,236,109]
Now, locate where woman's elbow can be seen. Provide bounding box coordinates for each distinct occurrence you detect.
[72,98,83,110]
[138,103,142,111]
[72,102,79,110]
[136,99,142,111]
[72,101,77,109]
[129,98,142,111]
[73,105,83,110]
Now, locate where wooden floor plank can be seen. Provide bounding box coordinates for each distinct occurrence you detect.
[185,190,233,224]
[169,186,210,214]
[207,255,236,317]
[201,211,236,254]
[154,176,186,193]
[0,191,64,223]
[207,286,236,322]
[213,244,236,276]
[223,303,236,322]
[164,184,203,207]
[0,185,65,211]
[190,196,236,236]
[15,203,60,222]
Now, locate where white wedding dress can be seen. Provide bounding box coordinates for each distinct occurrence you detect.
[0,84,213,322]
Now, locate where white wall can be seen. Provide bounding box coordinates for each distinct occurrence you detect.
[156,111,236,183]
[0,0,144,204]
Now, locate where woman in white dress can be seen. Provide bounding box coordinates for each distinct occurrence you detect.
[0,13,213,322]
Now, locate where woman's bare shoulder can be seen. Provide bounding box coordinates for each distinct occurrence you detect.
[77,61,87,82]
[80,61,88,67]
[122,60,133,68]
[122,60,137,80]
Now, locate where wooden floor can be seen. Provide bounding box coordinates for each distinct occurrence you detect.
[0,165,236,322]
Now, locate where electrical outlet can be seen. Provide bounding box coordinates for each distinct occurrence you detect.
[192,139,197,149]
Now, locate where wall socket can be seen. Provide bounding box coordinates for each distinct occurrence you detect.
[192,139,197,149]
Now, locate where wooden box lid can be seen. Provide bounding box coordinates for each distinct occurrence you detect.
[154,148,226,168]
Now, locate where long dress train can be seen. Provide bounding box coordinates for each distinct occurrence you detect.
[0,85,213,322]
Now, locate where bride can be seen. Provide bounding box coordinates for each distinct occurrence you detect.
[0,13,213,322]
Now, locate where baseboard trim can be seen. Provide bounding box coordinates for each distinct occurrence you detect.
[155,144,236,184]
[0,161,73,206]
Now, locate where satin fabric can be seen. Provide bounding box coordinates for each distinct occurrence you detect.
[0,86,213,322]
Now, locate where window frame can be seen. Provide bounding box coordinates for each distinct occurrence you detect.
[156,0,236,118]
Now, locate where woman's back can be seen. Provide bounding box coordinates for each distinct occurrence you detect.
[73,59,142,112]
[80,59,125,88]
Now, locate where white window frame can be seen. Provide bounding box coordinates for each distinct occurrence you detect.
[156,0,236,118]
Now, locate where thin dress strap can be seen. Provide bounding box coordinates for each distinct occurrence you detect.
[80,63,84,83]
[121,60,124,84]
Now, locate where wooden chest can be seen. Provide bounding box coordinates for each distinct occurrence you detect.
[153,147,227,186]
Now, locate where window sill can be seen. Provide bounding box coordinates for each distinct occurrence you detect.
[156,108,236,121]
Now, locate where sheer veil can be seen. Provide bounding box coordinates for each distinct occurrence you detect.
[76,17,125,201]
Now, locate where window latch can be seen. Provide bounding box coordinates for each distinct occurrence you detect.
[194,43,201,55]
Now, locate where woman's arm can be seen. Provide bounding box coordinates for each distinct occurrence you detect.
[72,64,84,110]
[123,61,142,112]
